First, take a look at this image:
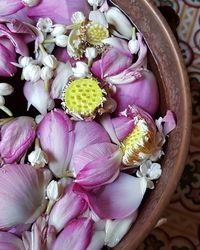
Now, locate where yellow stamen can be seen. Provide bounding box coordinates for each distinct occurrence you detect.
[86,22,109,45]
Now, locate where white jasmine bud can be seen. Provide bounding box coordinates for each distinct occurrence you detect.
[128,39,139,54]
[0,96,5,106]
[72,61,89,78]
[43,55,58,69]
[85,47,98,60]
[22,0,40,7]
[0,83,14,96]
[19,56,33,68]
[55,35,68,47]
[46,180,63,201]
[23,64,41,82]
[28,147,48,168]
[88,0,104,7]
[41,66,54,81]
[37,17,53,33]
[51,24,67,37]
[71,11,86,24]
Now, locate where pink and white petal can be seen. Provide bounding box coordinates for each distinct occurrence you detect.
[37,109,74,178]
[73,173,147,219]
[0,164,51,229]
[52,218,93,250]
[87,231,105,250]
[156,110,176,136]
[0,116,36,164]
[0,232,25,250]
[48,184,87,232]
[23,80,54,115]
[27,0,90,25]
[75,146,122,188]
[0,0,23,17]
[111,116,135,141]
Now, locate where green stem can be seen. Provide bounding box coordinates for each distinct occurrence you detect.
[21,73,25,81]
[0,106,13,117]
[132,27,136,40]
[44,80,49,92]
[35,138,40,149]
[45,200,54,215]
[88,58,93,68]
[39,44,46,54]
[43,39,55,44]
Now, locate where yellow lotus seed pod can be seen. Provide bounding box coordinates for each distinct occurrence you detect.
[86,22,109,45]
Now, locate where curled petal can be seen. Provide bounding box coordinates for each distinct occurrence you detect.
[37,109,75,178]
[23,80,54,115]
[27,0,90,25]
[73,173,147,219]
[0,0,23,17]
[0,116,36,164]
[114,70,159,116]
[49,184,87,232]
[0,231,25,250]
[75,143,122,188]
[156,110,176,136]
[0,164,51,229]
[52,218,93,250]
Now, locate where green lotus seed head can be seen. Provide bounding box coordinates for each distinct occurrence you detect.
[63,78,105,120]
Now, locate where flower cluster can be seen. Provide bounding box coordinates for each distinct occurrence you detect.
[0,0,176,249]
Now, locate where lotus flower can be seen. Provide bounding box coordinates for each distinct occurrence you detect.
[37,109,75,178]
[91,37,133,79]
[27,0,90,25]
[114,70,159,116]
[0,116,36,164]
[0,231,25,250]
[0,19,36,77]
[48,183,87,232]
[52,218,93,250]
[0,164,51,229]
[73,172,147,219]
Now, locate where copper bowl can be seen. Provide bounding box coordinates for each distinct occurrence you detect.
[109,0,191,249]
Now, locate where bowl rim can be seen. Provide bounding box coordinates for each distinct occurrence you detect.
[110,0,192,249]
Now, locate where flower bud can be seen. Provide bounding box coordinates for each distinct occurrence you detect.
[0,83,14,96]
[72,62,89,78]
[43,55,58,69]
[85,47,98,60]
[37,17,53,33]
[46,180,62,201]
[22,0,40,7]
[28,147,48,168]
[23,64,41,82]
[128,39,139,54]
[51,25,67,37]
[41,66,54,81]
[19,56,34,68]
[0,96,5,106]
[55,35,68,47]
[71,11,86,24]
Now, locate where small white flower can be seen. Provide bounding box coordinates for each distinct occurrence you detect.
[41,66,54,81]
[23,64,41,82]
[46,180,62,201]
[37,18,54,33]
[51,24,67,37]
[85,47,98,60]
[28,147,48,168]
[71,11,86,24]
[19,56,34,68]
[0,96,5,106]
[55,35,68,47]
[128,39,139,54]
[72,61,89,78]
[0,83,14,96]
[136,160,162,189]
[22,0,40,7]
[43,55,58,69]
[88,0,104,7]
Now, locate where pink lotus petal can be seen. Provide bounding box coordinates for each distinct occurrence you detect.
[111,116,135,141]
[91,38,132,79]
[73,173,147,219]
[0,164,51,229]
[52,218,93,250]
[0,7,32,23]
[49,184,87,232]
[37,109,75,178]
[0,231,25,250]
[156,110,176,136]
[0,42,16,77]
[23,80,54,115]
[114,70,159,116]
[75,143,122,188]
[0,116,36,164]
[27,0,90,25]
[0,0,23,17]
[9,223,31,237]
[53,47,76,64]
